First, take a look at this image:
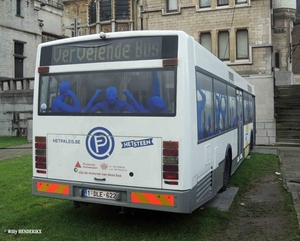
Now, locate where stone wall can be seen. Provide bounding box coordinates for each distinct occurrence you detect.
[0,78,34,141]
[247,76,276,145]
[0,0,41,78]
[292,24,300,75]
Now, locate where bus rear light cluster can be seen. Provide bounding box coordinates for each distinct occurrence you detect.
[163,141,179,185]
[35,136,47,174]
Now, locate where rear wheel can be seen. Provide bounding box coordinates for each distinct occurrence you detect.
[219,155,230,193]
[250,131,254,153]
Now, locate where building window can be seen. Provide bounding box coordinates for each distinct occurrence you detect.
[275,52,280,69]
[167,0,177,12]
[296,0,300,24]
[217,0,229,6]
[200,32,212,52]
[16,0,21,16]
[200,0,211,8]
[95,0,131,32]
[14,41,25,78]
[100,0,112,21]
[115,0,130,20]
[236,0,247,3]
[89,0,97,24]
[236,29,248,59]
[218,31,229,60]
[14,42,24,56]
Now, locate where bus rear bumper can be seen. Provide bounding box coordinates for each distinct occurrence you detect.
[32,177,192,213]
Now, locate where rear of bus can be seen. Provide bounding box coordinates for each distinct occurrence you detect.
[32,31,196,213]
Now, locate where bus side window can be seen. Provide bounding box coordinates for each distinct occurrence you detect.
[243,92,253,123]
[214,80,227,133]
[227,85,237,128]
[196,71,214,140]
[249,96,254,121]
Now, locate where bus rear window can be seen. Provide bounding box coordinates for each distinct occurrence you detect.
[38,69,176,116]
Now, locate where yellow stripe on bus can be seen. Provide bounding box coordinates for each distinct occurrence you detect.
[131,192,175,206]
[37,182,70,195]
[245,124,249,156]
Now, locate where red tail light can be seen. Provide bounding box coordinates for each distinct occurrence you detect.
[163,149,178,156]
[35,136,47,174]
[35,143,46,149]
[163,164,178,172]
[35,156,46,162]
[35,162,47,169]
[163,172,178,179]
[37,170,46,174]
[163,141,179,184]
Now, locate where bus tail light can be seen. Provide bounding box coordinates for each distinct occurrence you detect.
[35,136,47,174]
[163,172,178,179]
[163,141,179,185]
[163,164,178,172]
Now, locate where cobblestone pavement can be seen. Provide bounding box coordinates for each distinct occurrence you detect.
[277,146,300,229]
[253,146,300,229]
[0,143,32,161]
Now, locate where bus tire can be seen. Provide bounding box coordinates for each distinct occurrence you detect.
[250,130,254,153]
[219,154,230,193]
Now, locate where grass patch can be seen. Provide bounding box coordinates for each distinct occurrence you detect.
[228,152,280,192]
[0,136,28,148]
[0,152,299,240]
[0,155,227,241]
[225,152,300,240]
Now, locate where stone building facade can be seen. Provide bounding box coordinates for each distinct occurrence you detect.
[0,0,63,137]
[273,0,297,86]
[61,0,135,36]
[293,0,300,84]
[139,0,296,145]
[138,0,276,145]
[0,0,64,81]
[0,0,41,79]
[60,0,296,145]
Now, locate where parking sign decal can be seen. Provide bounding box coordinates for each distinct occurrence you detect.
[85,127,115,160]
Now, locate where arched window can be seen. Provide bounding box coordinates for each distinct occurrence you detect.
[100,0,112,21]
[91,0,131,32]
[115,0,130,20]
[89,0,97,24]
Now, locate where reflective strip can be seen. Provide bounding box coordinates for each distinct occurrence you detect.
[131,192,174,206]
[37,182,70,195]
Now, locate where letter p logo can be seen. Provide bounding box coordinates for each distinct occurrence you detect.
[86,127,115,160]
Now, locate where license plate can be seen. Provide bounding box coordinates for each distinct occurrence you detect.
[83,189,118,200]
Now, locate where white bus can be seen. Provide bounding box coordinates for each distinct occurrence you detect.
[32,30,255,213]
